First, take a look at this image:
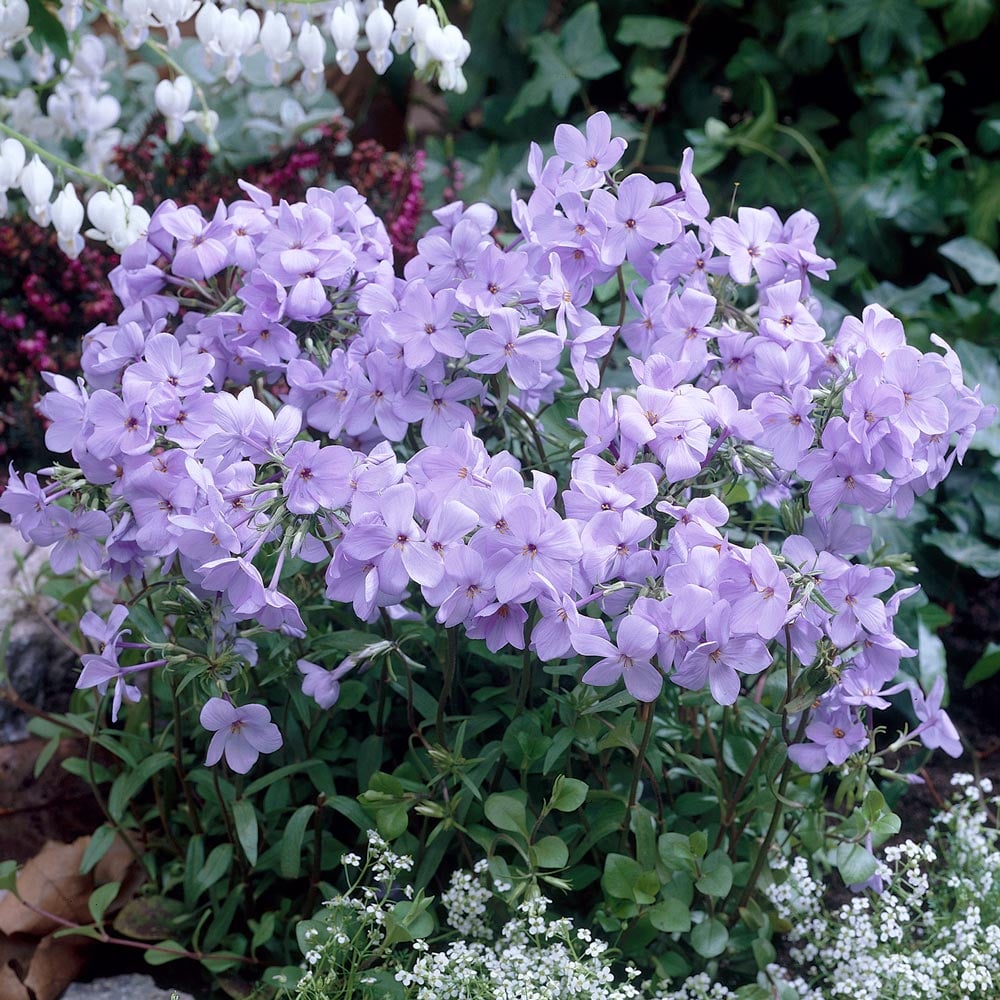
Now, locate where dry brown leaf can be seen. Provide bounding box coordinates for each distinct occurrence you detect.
[0,837,91,936]
[0,961,32,1000]
[24,932,91,1000]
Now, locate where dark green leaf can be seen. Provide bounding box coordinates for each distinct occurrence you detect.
[531,835,569,870]
[943,0,995,41]
[484,792,529,837]
[965,643,1000,687]
[87,881,120,924]
[195,843,233,895]
[648,897,691,933]
[548,776,588,812]
[615,15,687,48]
[696,851,734,899]
[25,0,70,62]
[144,940,187,966]
[940,236,1000,285]
[80,825,117,876]
[560,2,620,80]
[279,805,316,878]
[691,917,729,958]
[232,800,258,866]
[925,531,1000,577]
[836,841,878,885]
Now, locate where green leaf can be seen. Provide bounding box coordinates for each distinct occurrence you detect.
[531,836,569,870]
[25,0,70,62]
[917,613,947,694]
[940,236,1000,285]
[279,805,316,879]
[484,792,529,837]
[836,842,878,885]
[965,642,1000,687]
[195,843,233,895]
[691,917,729,958]
[88,881,120,925]
[80,825,117,876]
[615,15,687,48]
[108,752,175,822]
[943,0,995,41]
[925,531,1000,577]
[232,800,259,866]
[548,776,588,813]
[144,940,187,966]
[113,895,185,941]
[560,2,620,80]
[628,66,669,108]
[0,859,20,893]
[648,897,691,933]
[601,853,658,904]
[33,735,60,780]
[696,851,733,899]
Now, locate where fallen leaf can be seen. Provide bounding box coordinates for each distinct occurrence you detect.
[24,932,90,1000]
[0,838,92,935]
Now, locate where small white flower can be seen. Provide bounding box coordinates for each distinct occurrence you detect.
[51,182,85,258]
[20,154,54,225]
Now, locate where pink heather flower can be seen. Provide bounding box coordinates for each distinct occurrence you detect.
[200,697,283,773]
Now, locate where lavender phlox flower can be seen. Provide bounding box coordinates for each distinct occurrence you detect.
[83,380,155,460]
[256,582,306,637]
[908,676,962,758]
[648,585,716,670]
[395,378,482,447]
[553,111,627,188]
[434,545,495,627]
[572,389,618,456]
[124,332,216,410]
[802,510,872,558]
[573,613,663,702]
[198,555,267,615]
[710,207,780,285]
[530,588,605,662]
[77,646,143,723]
[409,217,492,292]
[383,281,466,368]
[758,279,825,343]
[200,697,283,773]
[341,482,442,590]
[580,508,655,585]
[286,354,354,437]
[821,564,895,648]
[80,604,130,651]
[880,345,951,441]
[413,500,480,604]
[671,601,771,705]
[662,544,723,601]
[568,314,617,390]
[840,665,908,710]
[563,467,656,523]
[718,544,792,640]
[37,373,89,453]
[590,174,681,268]
[752,386,816,471]
[283,440,354,515]
[154,201,233,280]
[707,385,764,445]
[835,303,906,365]
[325,546,384,622]
[842,374,905,463]
[486,495,582,603]
[741,339,814,398]
[617,385,711,481]
[297,657,354,709]
[652,230,727,291]
[197,386,274,465]
[537,252,594,337]
[467,600,528,653]
[31,505,111,573]
[787,697,867,772]
[0,467,51,534]
[344,350,415,442]
[798,417,891,519]
[125,453,199,555]
[466,308,563,390]
[531,191,605,263]
[456,244,531,316]
[651,286,719,366]
[170,505,241,566]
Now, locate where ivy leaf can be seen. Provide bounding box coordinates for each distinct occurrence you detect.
[615,15,687,49]
[560,3,621,79]
[831,0,938,68]
[943,0,995,42]
[965,643,1000,688]
[940,236,1000,285]
[924,531,1000,577]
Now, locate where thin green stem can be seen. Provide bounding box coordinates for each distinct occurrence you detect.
[0,120,114,189]
[620,705,656,853]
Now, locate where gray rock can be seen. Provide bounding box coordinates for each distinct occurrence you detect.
[0,525,78,743]
[61,974,195,1000]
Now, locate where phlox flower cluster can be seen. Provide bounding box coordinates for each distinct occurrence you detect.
[1,113,993,775]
